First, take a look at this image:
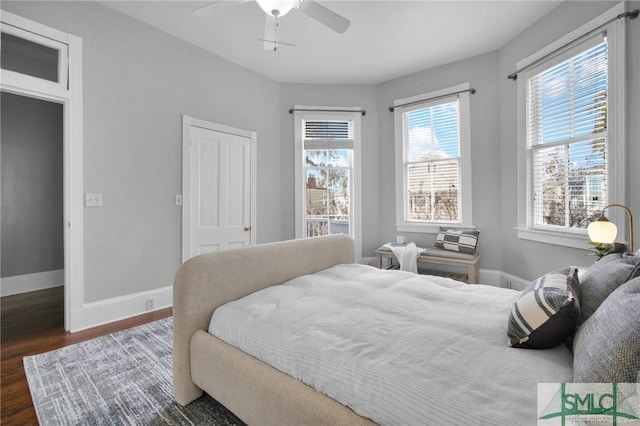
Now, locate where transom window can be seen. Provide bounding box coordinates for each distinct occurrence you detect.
[0,22,68,93]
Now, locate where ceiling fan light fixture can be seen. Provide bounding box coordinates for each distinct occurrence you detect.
[256,0,296,17]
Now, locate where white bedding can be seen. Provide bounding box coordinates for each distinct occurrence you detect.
[209,264,573,425]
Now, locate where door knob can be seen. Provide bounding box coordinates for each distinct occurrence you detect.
[244,226,252,231]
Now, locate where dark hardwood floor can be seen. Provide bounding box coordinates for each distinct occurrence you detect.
[1,287,172,424]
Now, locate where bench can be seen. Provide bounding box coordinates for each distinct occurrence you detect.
[375,246,480,284]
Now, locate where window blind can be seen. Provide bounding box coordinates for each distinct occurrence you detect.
[304,120,353,139]
[528,40,608,229]
[403,98,460,222]
[303,119,353,149]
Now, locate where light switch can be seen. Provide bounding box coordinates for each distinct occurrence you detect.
[175,195,183,206]
[85,193,103,207]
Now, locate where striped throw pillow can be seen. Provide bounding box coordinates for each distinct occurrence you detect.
[435,229,479,254]
[507,267,581,349]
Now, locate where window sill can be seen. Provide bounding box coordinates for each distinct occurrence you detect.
[398,223,475,234]
[516,227,592,250]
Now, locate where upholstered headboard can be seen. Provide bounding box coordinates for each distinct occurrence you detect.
[173,234,355,405]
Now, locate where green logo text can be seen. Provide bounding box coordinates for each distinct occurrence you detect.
[539,383,640,426]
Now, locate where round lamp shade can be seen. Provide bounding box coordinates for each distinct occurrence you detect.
[587,218,618,244]
[256,0,295,16]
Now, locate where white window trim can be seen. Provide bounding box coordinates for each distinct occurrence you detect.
[294,105,362,261]
[393,82,473,234]
[1,14,69,96]
[516,2,627,249]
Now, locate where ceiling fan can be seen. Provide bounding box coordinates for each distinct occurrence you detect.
[193,0,350,51]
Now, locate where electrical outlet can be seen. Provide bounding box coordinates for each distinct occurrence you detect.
[85,193,103,207]
[145,297,155,311]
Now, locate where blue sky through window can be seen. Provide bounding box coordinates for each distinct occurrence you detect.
[406,101,460,161]
[536,42,607,169]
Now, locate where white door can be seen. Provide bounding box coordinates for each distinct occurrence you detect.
[183,117,256,260]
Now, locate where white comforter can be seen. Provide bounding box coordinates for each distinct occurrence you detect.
[209,264,573,425]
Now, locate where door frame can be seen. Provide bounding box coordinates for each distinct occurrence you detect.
[0,10,84,332]
[181,115,257,261]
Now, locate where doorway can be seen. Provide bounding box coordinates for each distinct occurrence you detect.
[1,10,83,331]
[1,92,64,338]
[182,116,257,261]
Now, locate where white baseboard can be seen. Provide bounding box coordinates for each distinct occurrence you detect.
[478,269,502,287]
[69,285,173,332]
[500,272,530,291]
[1,269,64,297]
[479,269,529,289]
[360,256,376,266]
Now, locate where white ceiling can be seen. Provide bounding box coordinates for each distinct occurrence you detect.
[101,0,562,84]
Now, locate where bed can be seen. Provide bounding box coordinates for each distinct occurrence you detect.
[173,234,640,425]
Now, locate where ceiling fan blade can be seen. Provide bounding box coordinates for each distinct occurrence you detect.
[263,14,277,51]
[192,1,223,18]
[192,1,248,18]
[297,0,350,34]
[260,39,296,47]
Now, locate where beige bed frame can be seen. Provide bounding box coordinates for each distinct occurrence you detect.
[173,234,376,425]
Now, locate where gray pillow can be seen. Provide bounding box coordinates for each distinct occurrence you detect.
[579,252,640,324]
[631,261,640,282]
[573,276,640,383]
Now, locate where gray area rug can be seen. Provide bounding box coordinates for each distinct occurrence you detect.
[24,317,246,425]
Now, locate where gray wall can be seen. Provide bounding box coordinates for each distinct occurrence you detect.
[2,0,638,306]
[2,1,282,303]
[1,92,64,277]
[373,0,639,279]
[278,83,380,256]
[496,0,636,280]
[376,51,502,270]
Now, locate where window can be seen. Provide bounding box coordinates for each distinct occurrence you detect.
[394,83,472,233]
[517,4,627,248]
[0,21,68,94]
[1,32,60,82]
[294,107,362,259]
[529,39,608,229]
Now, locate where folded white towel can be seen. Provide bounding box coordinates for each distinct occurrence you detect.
[389,242,421,273]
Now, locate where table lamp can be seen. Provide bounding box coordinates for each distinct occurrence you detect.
[587,204,634,252]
